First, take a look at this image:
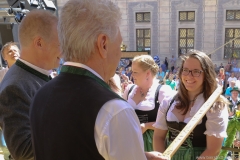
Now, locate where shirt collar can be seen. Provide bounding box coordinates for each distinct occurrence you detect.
[63,61,103,80]
[229,97,240,102]
[19,58,50,76]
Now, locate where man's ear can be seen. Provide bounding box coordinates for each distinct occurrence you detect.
[97,34,108,58]
[33,36,43,49]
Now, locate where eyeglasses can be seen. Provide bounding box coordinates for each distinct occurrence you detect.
[182,68,203,77]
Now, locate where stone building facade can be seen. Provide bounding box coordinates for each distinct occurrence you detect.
[104,0,240,66]
[0,0,239,66]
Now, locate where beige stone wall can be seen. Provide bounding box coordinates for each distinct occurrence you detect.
[203,0,217,60]
[56,0,240,66]
[159,0,170,60]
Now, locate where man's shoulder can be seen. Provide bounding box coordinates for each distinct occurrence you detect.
[0,65,46,92]
[101,99,134,117]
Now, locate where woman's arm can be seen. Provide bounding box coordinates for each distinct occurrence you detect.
[141,122,155,133]
[153,128,168,153]
[197,135,224,160]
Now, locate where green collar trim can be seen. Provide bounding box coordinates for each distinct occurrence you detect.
[61,65,123,100]
[15,59,50,82]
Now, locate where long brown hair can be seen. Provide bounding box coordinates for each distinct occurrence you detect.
[175,50,218,114]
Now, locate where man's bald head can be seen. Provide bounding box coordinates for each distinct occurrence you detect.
[18,9,58,47]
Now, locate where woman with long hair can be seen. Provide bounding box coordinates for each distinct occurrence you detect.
[153,50,229,160]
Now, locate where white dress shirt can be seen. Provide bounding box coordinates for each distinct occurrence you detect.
[64,62,147,160]
[19,59,50,76]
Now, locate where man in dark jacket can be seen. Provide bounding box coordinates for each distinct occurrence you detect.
[0,10,60,160]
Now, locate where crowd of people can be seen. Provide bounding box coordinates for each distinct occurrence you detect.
[0,0,238,159]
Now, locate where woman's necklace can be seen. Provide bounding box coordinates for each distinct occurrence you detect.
[140,89,148,98]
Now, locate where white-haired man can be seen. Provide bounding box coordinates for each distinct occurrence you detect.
[0,10,60,160]
[30,0,167,160]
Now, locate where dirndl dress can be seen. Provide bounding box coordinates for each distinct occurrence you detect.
[143,129,154,151]
[167,138,205,160]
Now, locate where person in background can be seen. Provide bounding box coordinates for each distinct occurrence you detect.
[123,55,174,152]
[165,73,176,90]
[217,75,224,87]
[1,42,20,68]
[218,68,225,88]
[121,74,133,93]
[0,10,60,160]
[0,42,20,83]
[164,57,168,70]
[125,67,132,81]
[153,50,229,160]
[219,63,224,69]
[170,55,177,72]
[160,62,167,72]
[157,67,165,83]
[30,0,167,160]
[172,66,179,74]
[225,58,232,75]
[174,74,180,91]
[227,72,237,86]
[0,42,20,159]
[227,86,240,117]
[231,58,238,73]
[225,80,236,98]
[227,86,240,159]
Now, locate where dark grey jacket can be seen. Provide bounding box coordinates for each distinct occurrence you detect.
[0,62,48,160]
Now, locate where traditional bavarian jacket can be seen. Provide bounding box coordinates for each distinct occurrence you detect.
[227,97,240,109]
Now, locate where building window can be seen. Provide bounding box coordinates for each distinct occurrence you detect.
[136,12,150,22]
[224,28,240,59]
[136,29,151,52]
[179,11,195,21]
[226,10,240,21]
[179,28,194,56]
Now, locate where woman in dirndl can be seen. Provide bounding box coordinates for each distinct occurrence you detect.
[153,50,229,159]
[123,55,174,151]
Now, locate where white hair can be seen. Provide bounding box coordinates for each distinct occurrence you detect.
[58,0,121,63]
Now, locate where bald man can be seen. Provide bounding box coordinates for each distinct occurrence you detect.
[0,10,60,160]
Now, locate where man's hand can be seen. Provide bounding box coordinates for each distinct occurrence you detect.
[145,151,169,160]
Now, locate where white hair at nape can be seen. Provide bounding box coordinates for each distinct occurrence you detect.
[58,0,121,63]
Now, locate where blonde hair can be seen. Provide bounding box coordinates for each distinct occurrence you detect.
[219,68,225,74]
[132,55,159,76]
[18,10,58,47]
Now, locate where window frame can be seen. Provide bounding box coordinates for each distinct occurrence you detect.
[136,28,151,52]
[178,28,195,57]
[224,28,240,59]
[226,10,240,21]
[135,12,151,22]
[179,11,195,22]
